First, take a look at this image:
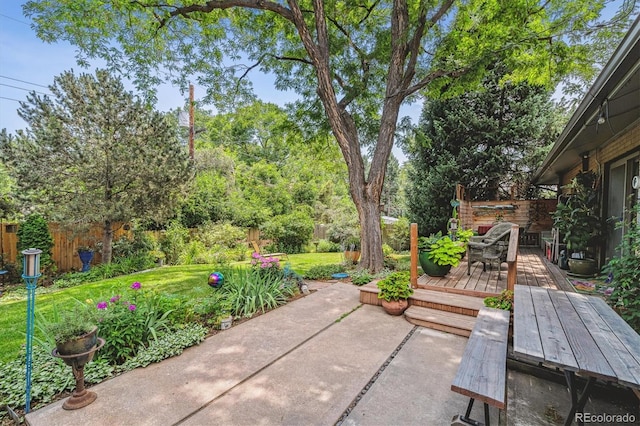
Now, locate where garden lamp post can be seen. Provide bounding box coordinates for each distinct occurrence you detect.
[22,248,42,413]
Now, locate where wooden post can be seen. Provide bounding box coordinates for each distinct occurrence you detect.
[410,223,418,288]
[506,224,519,292]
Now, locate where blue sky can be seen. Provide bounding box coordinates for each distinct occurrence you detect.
[0,2,300,132]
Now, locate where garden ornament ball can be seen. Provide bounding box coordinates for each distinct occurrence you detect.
[208,272,224,288]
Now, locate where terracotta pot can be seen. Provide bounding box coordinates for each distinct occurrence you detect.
[344,250,361,264]
[381,299,409,316]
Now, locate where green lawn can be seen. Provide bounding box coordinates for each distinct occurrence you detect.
[0,253,343,363]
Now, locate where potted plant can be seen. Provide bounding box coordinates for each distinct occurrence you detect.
[376,271,413,315]
[552,171,602,276]
[42,304,103,409]
[343,235,361,264]
[418,232,466,277]
[45,305,98,357]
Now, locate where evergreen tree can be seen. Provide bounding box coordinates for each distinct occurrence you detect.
[406,68,560,235]
[1,70,191,263]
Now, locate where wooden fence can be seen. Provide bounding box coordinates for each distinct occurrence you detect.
[0,222,131,273]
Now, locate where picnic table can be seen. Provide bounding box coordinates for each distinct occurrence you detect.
[513,284,640,426]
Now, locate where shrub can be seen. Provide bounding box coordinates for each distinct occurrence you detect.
[383,255,399,270]
[261,209,314,253]
[53,254,156,288]
[315,239,341,253]
[92,282,181,364]
[219,267,297,318]
[350,270,373,286]
[250,253,283,281]
[195,221,246,249]
[484,290,514,311]
[160,220,189,265]
[119,323,207,370]
[605,199,640,333]
[16,214,55,278]
[303,264,346,280]
[0,346,114,412]
[385,217,410,251]
[187,291,232,326]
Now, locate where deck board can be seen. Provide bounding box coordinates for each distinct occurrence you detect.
[417,247,560,295]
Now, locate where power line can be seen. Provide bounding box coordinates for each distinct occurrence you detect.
[0,83,49,96]
[0,75,49,88]
[0,13,29,25]
[0,96,22,102]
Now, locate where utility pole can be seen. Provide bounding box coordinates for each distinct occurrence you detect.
[189,84,194,160]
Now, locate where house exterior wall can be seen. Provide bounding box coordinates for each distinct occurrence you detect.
[559,122,640,188]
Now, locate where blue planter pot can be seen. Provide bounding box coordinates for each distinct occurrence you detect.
[77,250,94,272]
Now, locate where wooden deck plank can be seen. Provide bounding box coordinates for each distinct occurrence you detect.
[566,292,640,387]
[530,287,578,370]
[513,285,544,362]
[548,290,615,379]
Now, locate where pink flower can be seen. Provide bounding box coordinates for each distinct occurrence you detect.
[128,304,136,311]
[252,252,260,259]
[97,301,108,310]
[131,281,141,290]
[110,295,121,303]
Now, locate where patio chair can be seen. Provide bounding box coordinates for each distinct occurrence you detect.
[251,240,288,261]
[466,222,515,278]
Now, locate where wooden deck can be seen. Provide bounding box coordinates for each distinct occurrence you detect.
[416,247,560,297]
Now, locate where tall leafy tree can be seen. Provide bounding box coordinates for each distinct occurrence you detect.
[24,0,618,271]
[0,70,191,263]
[405,68,560,234]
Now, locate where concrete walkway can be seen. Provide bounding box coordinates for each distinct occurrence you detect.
[25,282,638,426]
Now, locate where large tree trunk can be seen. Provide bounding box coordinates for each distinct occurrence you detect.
[290,0,406,272]
[102,220,114,264]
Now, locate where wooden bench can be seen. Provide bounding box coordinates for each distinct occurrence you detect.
[451,306,510,426]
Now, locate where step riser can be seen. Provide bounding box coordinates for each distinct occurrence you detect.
[409,300,478,317]
[360,289,481,317]
[405,317,472,337]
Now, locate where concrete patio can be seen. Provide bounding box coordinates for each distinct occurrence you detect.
[25,281,638,426]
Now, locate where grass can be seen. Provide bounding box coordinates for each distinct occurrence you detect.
[0,252,343,363]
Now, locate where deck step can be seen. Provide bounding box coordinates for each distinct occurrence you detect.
[409,288,485,316]
[404,306,476,337]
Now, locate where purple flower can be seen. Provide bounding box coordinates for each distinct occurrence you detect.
[128,304,136,311]
[97,301,108,310]
[252,252,260,259]
[110,295,121,303]
[131,281,141,290]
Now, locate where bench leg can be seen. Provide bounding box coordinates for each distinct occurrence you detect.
[563,372,596,426]
[451,398,490,426]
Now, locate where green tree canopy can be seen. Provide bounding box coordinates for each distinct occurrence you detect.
[24,0,620,270]
[406,66,561,234]
[0,69,191,263]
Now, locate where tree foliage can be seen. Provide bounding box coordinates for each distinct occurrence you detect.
[406,67,560,235]
[23,0,620,271]
[0,70,191,263]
